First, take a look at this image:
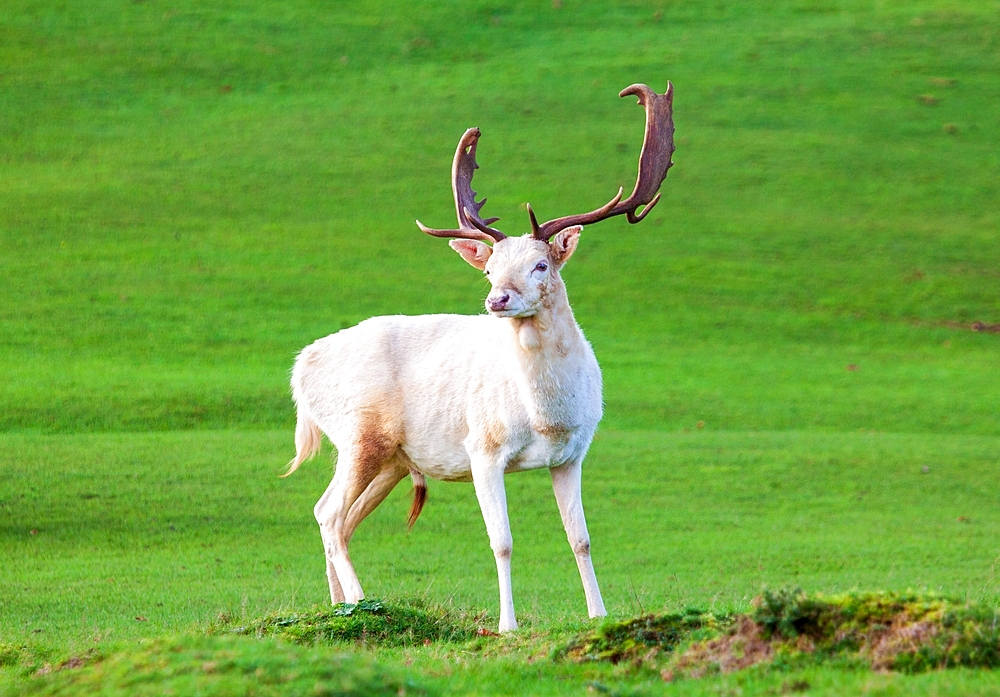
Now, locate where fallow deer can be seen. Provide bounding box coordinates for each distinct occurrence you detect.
[286,82,675,631]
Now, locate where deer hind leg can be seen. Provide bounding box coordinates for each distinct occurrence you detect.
[343,455,410,543]
[314,428,397,604]
[550,460,607,618]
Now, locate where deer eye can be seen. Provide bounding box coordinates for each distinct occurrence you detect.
[534,261,548,273]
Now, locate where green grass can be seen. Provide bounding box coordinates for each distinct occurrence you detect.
[6,429,1000,693]
[10,597,1000,696]
[3,0,1000,693]
[1,635,419,697]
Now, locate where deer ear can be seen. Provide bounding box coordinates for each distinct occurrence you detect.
[550,225,582,266]
[449,239,493,270]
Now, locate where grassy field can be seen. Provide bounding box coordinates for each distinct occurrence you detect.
[3,0,1000,693]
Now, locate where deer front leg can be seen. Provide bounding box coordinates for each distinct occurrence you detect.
[471,460,517,632]
[550,460,606,618]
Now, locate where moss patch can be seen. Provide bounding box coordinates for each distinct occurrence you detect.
[208,599,477,648]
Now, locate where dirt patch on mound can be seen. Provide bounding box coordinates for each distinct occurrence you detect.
[670,616,773,678]
[869,619,939,671]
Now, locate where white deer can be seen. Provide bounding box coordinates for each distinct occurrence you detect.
[286,83,674,632]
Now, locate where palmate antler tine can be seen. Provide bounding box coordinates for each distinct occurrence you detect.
[532,82,675,241]
[416,127,507,244]
[626,191,661,224]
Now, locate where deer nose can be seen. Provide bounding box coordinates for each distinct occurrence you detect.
[487,293,510,312]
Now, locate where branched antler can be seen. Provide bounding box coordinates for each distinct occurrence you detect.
[416,127,507,243]
[529,82,675,240]
[417,83,674,245]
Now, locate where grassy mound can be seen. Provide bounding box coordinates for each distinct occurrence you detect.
[208,599,478,648]
[748,588,1000,674]
[0,635,421,697]
[563,590,1000,678]
[559,608,731,665]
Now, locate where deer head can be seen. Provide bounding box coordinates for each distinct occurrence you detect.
[416,82,675,318]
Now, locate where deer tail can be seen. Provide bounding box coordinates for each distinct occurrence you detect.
[283,402,322,478]
[407,469,427,529]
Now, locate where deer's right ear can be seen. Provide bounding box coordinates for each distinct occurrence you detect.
[449,240,493,270]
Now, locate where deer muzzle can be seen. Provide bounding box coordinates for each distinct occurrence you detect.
[487,293,511,313]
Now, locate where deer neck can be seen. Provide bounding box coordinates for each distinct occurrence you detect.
[501,277,590,431]
[509,276,580,354]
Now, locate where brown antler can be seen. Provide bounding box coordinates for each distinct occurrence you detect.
[529,82,675,241]
[417,127,507,244]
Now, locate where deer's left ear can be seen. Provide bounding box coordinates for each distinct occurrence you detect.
[550,225,582,266]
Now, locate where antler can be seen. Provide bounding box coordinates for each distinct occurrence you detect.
[416,127,507,244]
[529,82,675,241]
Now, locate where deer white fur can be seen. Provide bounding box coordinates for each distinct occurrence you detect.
[286,82,674,632]
[289,229,603,632]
